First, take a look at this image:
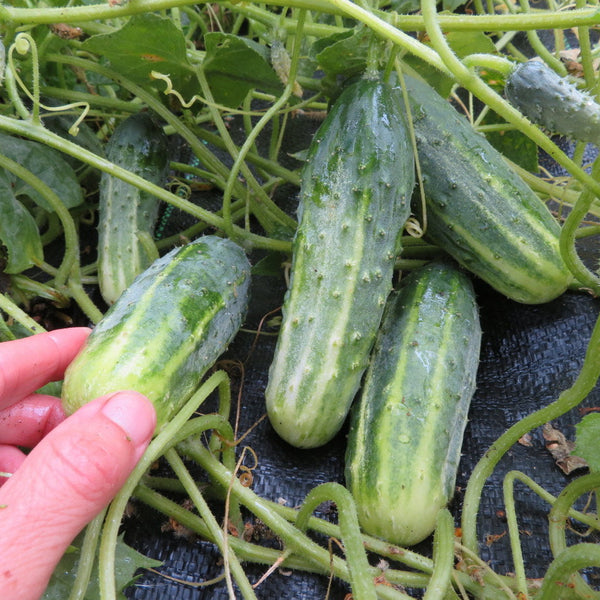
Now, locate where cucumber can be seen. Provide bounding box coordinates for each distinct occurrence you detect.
[345,259,481,546]
[506,59,600,144]
[265,76,415,449]
[62,235,251,431]
[97,111,169,305]
[402,74,572,304]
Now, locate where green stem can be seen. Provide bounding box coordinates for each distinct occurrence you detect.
[67,510,106,600]
[192,66,296,239]
[178,437,416,600]
[295,482,377,600]
[559,156,600,295]
[547,472,600,599]
[66,263,104,324]
[44,53,295,248]
[536,543,600,600]
[502,472,531,599]
[517,0,566,75]
[98,371,230,600]
[422,510,455,600]
[164,448,258,600]
[0,114,291,253]
[461,310,600,556]
[220,10,306,241]
[4,1,600,33]
[0,293,46,334]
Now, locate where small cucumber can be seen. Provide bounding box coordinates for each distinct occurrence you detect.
[265,76,415,449]
[506,59,600,144]
[97,111,169,305]
[345,260,481,546]
[402,75,572,304]
[62,235,251,431]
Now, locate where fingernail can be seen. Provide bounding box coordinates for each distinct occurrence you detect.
[101,392,156,453]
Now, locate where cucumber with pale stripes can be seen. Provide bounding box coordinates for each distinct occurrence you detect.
[97,111,169,305]
[506,59,600,144]
[402,74,572,304]
[345,259,481,546]
[265,76,415,449]
[62,235,251,432]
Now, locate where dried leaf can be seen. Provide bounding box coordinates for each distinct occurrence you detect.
[542,423,588,475]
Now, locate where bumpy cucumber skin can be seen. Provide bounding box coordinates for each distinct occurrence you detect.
[345,260,481,546]
[265,78,415,449]
[97,112,169,305]
[62,236,251,431]
[403,75,572,304]
[506,60,600,144]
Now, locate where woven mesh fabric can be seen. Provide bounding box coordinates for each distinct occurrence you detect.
[121,105,600,598]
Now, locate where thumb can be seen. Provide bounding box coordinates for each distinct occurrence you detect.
[0,391,156,600]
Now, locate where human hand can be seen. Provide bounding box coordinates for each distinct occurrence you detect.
[0,328,157,600]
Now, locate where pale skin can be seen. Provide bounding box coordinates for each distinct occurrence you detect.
[0,328,157,600]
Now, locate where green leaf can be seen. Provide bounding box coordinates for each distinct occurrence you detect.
[0,173,43,274]
[446,31,497,58]
[443,0,468,10]
[481,111,539,173]
[42,533,162,600]
[574,413,600,473]
[203,33,283,108]
[0,132,83,211]
[251,252,286,277]
[82,13,192,94]
[312,28,374,77]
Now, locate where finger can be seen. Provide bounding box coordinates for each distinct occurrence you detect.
[0,394,65,447]
[0,445,26,485]
[0,391,156,600]
[0,327,90,409]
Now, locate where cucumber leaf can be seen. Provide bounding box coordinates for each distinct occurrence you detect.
[0,133,83,212]
[0,172,43,274]
[202,33,283,108]
[42,533,162,600]
[481,111,539,173]
[311,28,374,77]
[574,413,600,472]
[82,13,192,94]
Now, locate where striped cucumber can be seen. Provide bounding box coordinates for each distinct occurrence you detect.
[265,76,415,449]
[62,235,251,431]
[506,59,600,144]
[345,259,481,546]
[402,74,572,304]
[97,111,169,305]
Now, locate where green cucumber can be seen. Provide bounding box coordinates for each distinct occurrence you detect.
[402,74,572,304]
[265,76,415,449]
[345,259,481,546]
[506,59,600,144]
[62,235,251,431]
[97,111,169,305]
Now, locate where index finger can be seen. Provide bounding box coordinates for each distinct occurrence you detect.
[0,328,91,410]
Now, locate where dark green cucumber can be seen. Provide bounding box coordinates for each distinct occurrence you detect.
[62,235,251,431]
[402,75,572,304]
[506,59,600,144]
[265,76,415,449]
[345,260,481,546]
[97,111,169,305]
